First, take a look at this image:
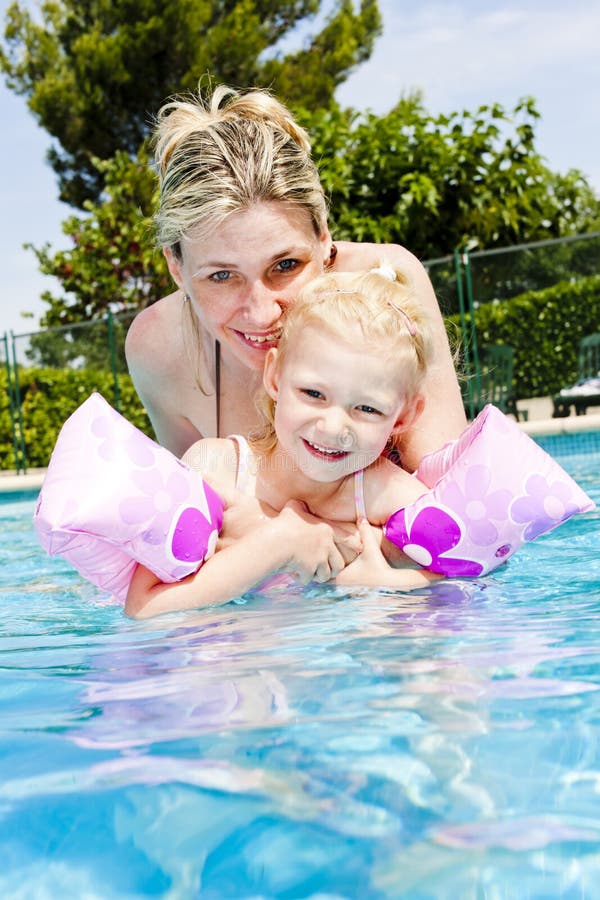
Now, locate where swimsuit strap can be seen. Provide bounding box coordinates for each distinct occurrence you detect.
[215,340,221,438]
[353,469,367,520]
[228,434,253,493]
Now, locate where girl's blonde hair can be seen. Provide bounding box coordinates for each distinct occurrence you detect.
[153,83,328,253]
[251,266,433,456]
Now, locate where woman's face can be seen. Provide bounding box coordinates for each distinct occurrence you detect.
[165,202,331,372]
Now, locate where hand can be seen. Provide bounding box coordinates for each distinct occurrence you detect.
[335,518,444,589]
[321,517,363,566]
[275,500,347,584]
[335,518,391,586]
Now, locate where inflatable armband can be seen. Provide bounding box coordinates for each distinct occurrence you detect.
[384,404,595,577]
[34,393,224,602]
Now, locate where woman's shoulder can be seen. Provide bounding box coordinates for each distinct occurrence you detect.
[333,240,425,275]
[125,289,185,376]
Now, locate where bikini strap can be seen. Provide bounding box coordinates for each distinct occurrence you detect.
[215,340,221,438]
[353,469,367,520]
[228,434,253,493]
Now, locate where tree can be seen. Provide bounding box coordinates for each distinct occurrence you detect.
[27,95,600,338]
[27,147,170,324]
[306,95,600,259]
[24,146,171,366]
[1,0,381,206]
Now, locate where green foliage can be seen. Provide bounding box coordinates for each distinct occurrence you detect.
[25,149,171,331]
[306,96,600,258]
[1,366,152,469]
[1,0,381,205]
[451,273,600,399]
[262,0,381,108]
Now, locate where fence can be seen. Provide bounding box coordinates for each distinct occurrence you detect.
[425,230,600,418]
[3,230,600,471]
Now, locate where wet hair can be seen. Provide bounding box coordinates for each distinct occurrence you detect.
[153,83,328,254]
[251,266,433,455]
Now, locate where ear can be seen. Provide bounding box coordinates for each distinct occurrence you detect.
[164,247,184,290]
[263,347,281,401]
[393,394,425,435]
[318,222,333,265]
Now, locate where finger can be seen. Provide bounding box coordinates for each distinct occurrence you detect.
[357,516,378,546]
[336,541,359,565]
[327,546,346,580]
[313,562,330,583]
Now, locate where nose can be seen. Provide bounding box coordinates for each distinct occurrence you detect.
[242,281,285,327]
[316,408,354,447]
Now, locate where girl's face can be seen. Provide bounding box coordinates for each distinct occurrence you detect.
[165,202,331,372]
[264,323,411,483]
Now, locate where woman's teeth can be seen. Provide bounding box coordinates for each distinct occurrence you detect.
[244,330,281,343]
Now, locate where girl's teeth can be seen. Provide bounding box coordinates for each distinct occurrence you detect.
[308,440,341,455]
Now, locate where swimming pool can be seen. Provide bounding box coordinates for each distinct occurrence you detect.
[1,437,599,899]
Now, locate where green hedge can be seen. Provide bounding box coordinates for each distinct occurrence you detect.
[450,272,600,399]
[1,367,151,470]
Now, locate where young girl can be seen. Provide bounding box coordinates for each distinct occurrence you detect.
[125,266,442,619]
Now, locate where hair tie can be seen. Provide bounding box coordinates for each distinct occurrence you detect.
[388,300,417,336]
[370,263,397,282]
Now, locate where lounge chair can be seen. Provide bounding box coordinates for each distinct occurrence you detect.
[552,332,600,417]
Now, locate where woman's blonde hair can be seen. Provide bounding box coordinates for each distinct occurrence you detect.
[153,83,328,253]
[251,266,433,456]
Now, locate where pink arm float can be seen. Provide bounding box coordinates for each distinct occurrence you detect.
[384,405,595,576]
[33,393,224,602]
[34,397,594,600]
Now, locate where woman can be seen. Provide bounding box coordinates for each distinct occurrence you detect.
[125,84,466,474]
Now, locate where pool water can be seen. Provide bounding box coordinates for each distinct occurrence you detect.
[0,448,599,899]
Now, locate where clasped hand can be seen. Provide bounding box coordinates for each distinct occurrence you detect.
[217,488,363,583]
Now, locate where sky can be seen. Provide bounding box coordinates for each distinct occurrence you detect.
[1,0,599,336]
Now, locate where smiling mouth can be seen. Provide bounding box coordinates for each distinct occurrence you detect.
[236,329,282,348]
[302,438,349,461]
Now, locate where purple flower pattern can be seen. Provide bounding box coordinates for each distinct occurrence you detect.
[119,467,193,546]
[510,473,580,541]
[92,413,155,467]
[440,464,513,547]
[385,506,484,577]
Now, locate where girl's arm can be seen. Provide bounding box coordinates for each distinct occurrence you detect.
[125,500,346,619]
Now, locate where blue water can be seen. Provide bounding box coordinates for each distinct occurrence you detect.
[0,449,599,899]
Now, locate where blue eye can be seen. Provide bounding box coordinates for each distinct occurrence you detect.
[276,259,299,273]
[209,270,231,282]
[302,389,323,399]
[357,405,382,415]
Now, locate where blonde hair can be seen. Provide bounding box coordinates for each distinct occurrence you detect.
[251,267,433,456]
[153,83,328,253]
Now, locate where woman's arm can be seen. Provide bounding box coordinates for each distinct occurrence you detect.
[125,501,347,619]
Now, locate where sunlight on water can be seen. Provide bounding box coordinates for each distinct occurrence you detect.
[0,452,599,899]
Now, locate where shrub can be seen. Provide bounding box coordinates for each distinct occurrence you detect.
[450,273,600,399]
[1,368,151,470]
